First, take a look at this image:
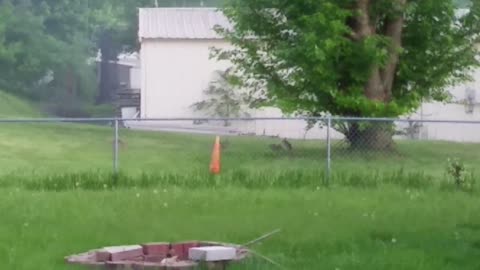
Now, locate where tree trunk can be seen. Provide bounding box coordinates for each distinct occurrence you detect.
[346,0,406,150]
[345,122,395,151]
[96,31,118,105]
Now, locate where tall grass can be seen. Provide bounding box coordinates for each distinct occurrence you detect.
[0,168,475,192]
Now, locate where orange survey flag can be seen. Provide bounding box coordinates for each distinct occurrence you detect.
[209,136,221,175]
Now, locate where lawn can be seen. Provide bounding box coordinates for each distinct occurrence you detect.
[0,91,478,181]
[1,91,480,269]
[0,122,478,181]
[2,187,480,270]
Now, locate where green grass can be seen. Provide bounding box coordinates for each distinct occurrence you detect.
[0,91,477,181]
[0,122,478,182]
[1,91,480,269]
[1,187,480,270]
[0,91,41,118]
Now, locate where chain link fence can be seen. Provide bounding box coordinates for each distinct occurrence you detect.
[0,117,478,186]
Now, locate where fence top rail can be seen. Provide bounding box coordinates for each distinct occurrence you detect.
[0,116,479,124]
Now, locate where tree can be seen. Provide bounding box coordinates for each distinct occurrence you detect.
[191,69,250,126]
[88,0,151,104]
[0,0,96,102]
[215,0,480,149]
[0,1,58,98]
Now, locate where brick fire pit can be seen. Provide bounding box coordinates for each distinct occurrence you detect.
[65,241,249,269]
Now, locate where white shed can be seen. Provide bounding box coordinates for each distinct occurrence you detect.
[139,8,232,119]
[137,8,480,142]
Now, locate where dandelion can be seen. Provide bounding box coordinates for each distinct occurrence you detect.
[391,238,397,244]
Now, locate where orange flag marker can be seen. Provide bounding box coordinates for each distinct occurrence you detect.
[209,136,221,175]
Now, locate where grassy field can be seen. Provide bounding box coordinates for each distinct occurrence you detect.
[0,122,478,184]
[2,188,480,270]
[0,91,478,181]
[1,91,480,269]
[0,91,41,118]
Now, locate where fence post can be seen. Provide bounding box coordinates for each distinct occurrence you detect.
[113,119,119,174]
[326,115,332,184]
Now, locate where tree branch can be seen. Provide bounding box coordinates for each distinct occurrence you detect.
[352,0,385,101]
[354,0,374,38]
[380,0,406,102]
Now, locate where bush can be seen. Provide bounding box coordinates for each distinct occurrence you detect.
[446,158,475,191]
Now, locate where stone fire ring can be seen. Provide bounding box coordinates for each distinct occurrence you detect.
[65,241,250,269]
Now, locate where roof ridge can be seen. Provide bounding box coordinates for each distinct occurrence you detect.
[139,8,231,40]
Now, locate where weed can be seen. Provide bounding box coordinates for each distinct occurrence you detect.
[446,158,475,191]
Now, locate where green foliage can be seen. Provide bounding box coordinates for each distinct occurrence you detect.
[0,1,58,97]
[0,0,96,102]
[446,157,475,191]
[191,69,250,126]
[215,0,480,118]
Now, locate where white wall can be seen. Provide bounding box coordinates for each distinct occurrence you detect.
[141,39,231,118]
[406,68,480,142]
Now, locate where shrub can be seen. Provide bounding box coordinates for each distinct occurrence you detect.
[446,158,475,191]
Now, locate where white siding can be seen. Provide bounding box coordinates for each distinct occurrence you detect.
[141,39,230,118]
[405,68,480,142]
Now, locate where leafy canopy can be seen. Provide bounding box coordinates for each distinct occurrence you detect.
[216,0,480,117]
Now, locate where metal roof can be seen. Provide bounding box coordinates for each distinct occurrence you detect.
[139,8,232,40]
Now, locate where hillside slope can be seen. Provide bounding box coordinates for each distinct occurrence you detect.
[0,91,41,118]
